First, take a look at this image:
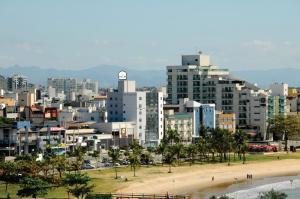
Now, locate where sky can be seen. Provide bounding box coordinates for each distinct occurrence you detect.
[0,0,299,71]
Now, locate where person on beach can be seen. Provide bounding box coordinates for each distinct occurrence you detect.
[212,176,214,181]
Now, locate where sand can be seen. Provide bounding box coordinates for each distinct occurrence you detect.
[117,159,300,195]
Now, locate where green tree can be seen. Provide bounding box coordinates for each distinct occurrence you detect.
[156,140,167,166]
[258,189,287,199]
[108,148,120,179]
[234,129,248,162]
[209,196,233,199]
[164,146,176,173]
[17,176,51,199]
[0,161,19,192]
[62,173,94,199]
[128,141,142,177]
[55,156,67,178]
[173,142,184,165]
[186,144,197,166]
[269,115,300,151]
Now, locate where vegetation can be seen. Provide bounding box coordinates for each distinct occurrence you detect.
[128,141,142,177]
[108,148,121,179]
[268,115,300,151]
[17,176,51,199]
[62,173,94,199]
[258,189,287,199]
[0,126,299,198]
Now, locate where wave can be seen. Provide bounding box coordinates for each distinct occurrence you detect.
[226,179,300,199]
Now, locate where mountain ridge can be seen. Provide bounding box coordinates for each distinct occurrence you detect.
[0,65,299,88]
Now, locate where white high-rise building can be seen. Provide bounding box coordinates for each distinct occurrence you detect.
[107,72,163,146]
[270,83,288,96]
[166,52,269,139]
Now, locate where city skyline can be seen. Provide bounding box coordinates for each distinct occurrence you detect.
[0,1,299,71]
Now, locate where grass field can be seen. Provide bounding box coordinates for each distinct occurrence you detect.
[1,151,300,198]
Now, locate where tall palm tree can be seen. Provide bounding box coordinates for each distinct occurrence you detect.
[108,148,121,179]
[157,140,167,166]
[164,146,176,173]
[129,141,142,177]
[234,129,248,161]
[186,144,197,166]
[173,142,184,166]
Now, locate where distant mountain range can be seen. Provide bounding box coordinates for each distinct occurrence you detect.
[0,65,299,88]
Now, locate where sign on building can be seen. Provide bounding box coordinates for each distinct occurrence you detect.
[118,71,127,80]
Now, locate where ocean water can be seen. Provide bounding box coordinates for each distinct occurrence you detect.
[195,174,300,199]
[227,179,300,199]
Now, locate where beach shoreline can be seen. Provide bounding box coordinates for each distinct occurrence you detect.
[117,159,300,196]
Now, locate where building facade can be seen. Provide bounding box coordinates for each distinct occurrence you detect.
[166,53,269,139]
[7,74,29,91]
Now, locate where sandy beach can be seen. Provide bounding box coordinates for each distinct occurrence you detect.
[117,159,300,195]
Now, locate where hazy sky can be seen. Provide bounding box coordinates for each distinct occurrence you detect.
[0,1,299,71]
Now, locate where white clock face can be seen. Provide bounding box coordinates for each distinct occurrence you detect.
[0,103,5,110]
[118,71,127,80]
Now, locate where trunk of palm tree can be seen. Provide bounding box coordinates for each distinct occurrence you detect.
[168,164,172,173]
[284,133,288,152]
[114,166,118,179]
[228,152,231,166]
[242,152,246,164]
[5,182,8,192]
[133,165,136,177]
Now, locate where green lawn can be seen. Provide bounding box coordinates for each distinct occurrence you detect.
[1,151,300,198]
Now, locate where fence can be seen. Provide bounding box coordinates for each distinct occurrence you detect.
[88,193,191,199]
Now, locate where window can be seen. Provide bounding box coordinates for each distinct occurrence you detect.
[139,97,142,100]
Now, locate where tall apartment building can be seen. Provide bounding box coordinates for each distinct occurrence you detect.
[7,74,28,91]
[166,52,269,139]
[47,78,98,100]
[268,83,288,119]
[107,74,164,146]
[0,75,6,91]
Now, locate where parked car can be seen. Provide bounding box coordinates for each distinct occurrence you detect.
[82,164,95,170]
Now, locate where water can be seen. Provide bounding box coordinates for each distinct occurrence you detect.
[227,178,300,199]
[196,174,300,199]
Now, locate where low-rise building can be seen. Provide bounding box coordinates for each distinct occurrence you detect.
[216,112,236,133]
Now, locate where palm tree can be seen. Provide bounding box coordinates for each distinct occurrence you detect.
[234,129,248,161]
[173,142,184,166]
[157,140,167,166]
[108,148,121,179]
[186,144,197,166]
[197,137,209,162]
[164,146,176,173]
[129,141,142,177]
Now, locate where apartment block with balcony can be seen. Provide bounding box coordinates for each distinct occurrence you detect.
[166,52,270,139]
